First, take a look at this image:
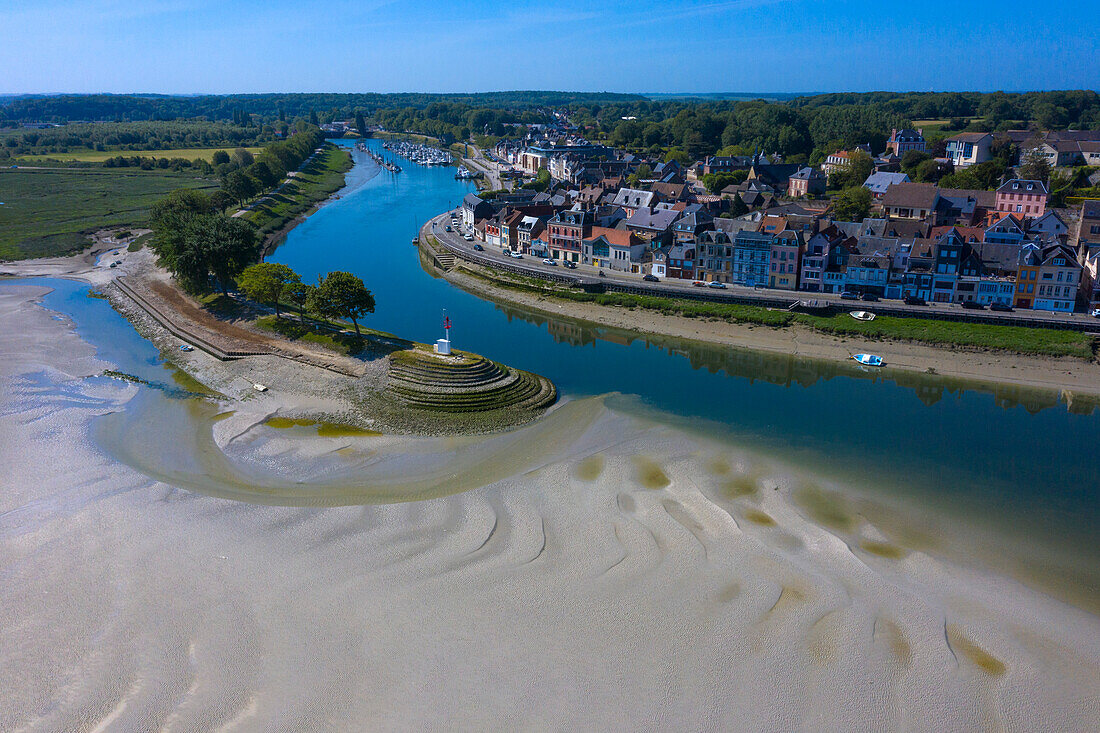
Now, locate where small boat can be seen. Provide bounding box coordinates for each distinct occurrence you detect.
[852,353,884,367]
[411,237,419,244]
[179,344,194,352]
[849,310,876,321]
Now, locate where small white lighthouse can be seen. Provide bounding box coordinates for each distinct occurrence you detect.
[434,309,452,355]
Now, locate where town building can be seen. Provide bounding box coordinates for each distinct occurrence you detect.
[787,167,826,198]
[995,179,1048,217]
[886,128,927,156]
[945,132,994,168]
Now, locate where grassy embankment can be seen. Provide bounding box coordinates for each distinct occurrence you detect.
[0,167,218,260]
[14,147,263,164]
[245,144,352,243]
[457,266,1096,359]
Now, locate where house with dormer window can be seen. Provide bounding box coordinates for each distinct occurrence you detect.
[995,179,1048,217]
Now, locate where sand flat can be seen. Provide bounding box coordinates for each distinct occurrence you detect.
[2,284,1100,731]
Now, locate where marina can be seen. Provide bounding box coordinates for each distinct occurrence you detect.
[382,140,453,166]
[355,140,402,173]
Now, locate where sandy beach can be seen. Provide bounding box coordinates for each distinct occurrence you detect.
[443,264,1100,398]
[3,278,1100,730]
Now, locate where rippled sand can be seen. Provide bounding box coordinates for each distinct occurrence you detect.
[3,284,1100,731]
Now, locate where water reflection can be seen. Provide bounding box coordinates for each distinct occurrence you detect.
[484,296,1100,416]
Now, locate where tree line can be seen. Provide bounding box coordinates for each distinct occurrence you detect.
[0,120,274,158]
[146,126,325,290]
[0,92,643,124]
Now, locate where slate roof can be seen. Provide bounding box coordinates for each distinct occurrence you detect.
[863,171,910,195]
[625,206,680,232]
[612,188,657,209]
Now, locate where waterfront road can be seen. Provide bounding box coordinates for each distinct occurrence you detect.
[427,211,1100,332]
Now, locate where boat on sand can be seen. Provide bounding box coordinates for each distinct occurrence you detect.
[852,353,884,367]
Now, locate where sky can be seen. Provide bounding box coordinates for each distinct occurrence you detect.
[1,0,1097,95]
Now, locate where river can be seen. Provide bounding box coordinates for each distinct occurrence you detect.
[265,140,1100,555]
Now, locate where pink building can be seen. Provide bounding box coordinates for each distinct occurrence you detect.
[995,179,1048,217]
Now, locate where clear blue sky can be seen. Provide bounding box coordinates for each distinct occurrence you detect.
[2,0,1096,94]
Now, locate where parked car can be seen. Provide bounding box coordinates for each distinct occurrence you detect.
[860,292,879,302]
[961,300,985,310]
[904,295,927,306]
[643,274,660,283]
[990,302,1013,312]
[692,280,706,287]
[707,281,726,289]
[509,251,523,259]
[463,234,473,241]
[472,243,483,251]
[563,261,577,269]
[840,291,859,300]
[542,258,556,266]
[1091,308,1100,318]
[445,225,452,232]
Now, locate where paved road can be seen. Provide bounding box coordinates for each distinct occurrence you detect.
[461,146,502,190]
[429,211,1100,331]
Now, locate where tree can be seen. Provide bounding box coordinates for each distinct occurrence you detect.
[528,168,551,193]
[237,262,300,317]
[627,163,654,187]
[730,193,749,216]
[211,149,230,166]
[830,150,874,189]
[1017,149,1051,183]
[186,215,259,295]
[831,186,872,222]
[232,147,254,168]
[901,149,931,173]
[210,189,235,214]
[313,271,374,336]
[249,159,279,188]
[913,158,946,183]
[703,169,748,193]
[286,281,313,321]
[664,147,692,166]
[355,111,366,137]
[223,170,258,205]
[309,109,319,126]
[148,188,213,275]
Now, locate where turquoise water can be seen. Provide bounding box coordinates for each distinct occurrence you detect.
[270,140,1100,545]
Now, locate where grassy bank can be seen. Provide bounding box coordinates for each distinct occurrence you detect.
[457,264,1097,359]
[246,144,352,243]
[254,314,364,355]
[0,167,219,260]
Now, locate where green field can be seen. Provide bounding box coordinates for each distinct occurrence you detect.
[0,167,219,260]
[246,144,352,241]
[14,146,263,164]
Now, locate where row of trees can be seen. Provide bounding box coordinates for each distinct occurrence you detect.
[237,263,375,336]
[0,120,274,157]
[218,125,325,207]
[149,187,376,335]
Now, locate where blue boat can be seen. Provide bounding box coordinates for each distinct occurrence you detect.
[852,353,883,367]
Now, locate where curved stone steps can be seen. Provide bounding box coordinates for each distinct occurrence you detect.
[392,372,545,413]
[515,375,557,411]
